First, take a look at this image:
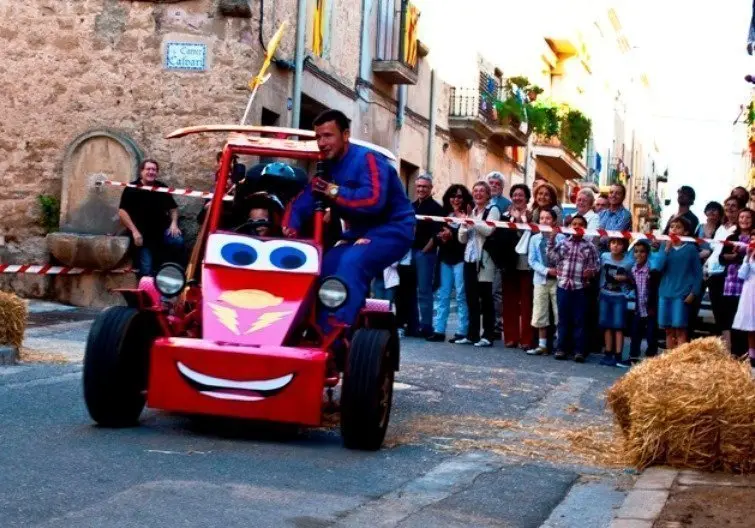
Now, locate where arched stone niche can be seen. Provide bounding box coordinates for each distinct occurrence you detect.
[49,129,143,271]
[59,128,143,235]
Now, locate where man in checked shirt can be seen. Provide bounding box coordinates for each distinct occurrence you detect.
[547,215,600,362]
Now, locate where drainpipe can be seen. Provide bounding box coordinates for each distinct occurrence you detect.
[396,85,406,129]
[359,0,373,82]
[291,0,307,128]
[426,70,437,174]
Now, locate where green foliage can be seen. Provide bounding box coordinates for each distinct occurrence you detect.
[494,96,525,125]
[559,108,592,156]
[505,75,531,93]
[38,194,60,233]
[527,101,560,139]
[747,102,755,126]
[492,76,592,156]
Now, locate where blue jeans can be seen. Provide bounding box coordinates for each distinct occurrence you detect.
[411,249,437,335]
[630,315,658,358]
[137,232,185,277]
[599,292,627,329]
[433,261,468,335]
[372,276,396,303]
[556,287,588,355]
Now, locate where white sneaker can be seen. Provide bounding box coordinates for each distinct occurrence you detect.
[474,338,493,347]
[453,337,473,345]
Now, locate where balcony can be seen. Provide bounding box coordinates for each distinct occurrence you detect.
[372,0,419,85]
[448,88,528,146]
[531,136,588,181]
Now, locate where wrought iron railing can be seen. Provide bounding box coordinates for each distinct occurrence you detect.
[375,0,419,73]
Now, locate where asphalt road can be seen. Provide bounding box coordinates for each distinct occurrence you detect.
[1,304,635,527]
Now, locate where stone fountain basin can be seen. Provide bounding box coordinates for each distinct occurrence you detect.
[47,233,131,270]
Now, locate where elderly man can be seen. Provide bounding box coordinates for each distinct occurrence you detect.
[487,171,512,212]
[486,171,511,340]
[408,174,444,338]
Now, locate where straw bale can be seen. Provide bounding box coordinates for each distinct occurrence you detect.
[606,337,755,473]
[0,291,27,348]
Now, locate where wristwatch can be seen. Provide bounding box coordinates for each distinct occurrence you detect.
[327,184,339,198]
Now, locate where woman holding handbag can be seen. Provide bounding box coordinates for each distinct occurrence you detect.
[458,181,500,347]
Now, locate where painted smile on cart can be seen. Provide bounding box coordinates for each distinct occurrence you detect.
[177,362,294,402]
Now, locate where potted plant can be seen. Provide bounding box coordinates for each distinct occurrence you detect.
[527,100,559,138]
[494,95,525,128]
[559,107,592,156]
[526,85,544,102]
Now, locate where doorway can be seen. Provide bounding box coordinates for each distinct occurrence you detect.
[400,160,419,199]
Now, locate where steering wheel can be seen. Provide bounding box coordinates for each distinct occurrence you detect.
[233,219,274,236]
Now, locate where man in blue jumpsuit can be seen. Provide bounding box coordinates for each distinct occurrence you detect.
[283,109,415,334]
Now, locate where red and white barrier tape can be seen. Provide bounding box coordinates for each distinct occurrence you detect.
[97,180,233,202]
[0,264,136,275]
[97,180,750,248]
[419,216,753,248]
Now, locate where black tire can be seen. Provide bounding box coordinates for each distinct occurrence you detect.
[340,329,395,450]
[83,306,159,427]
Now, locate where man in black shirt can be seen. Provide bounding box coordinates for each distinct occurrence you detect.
[407,174,444,337]
[118,159,184,277]
[663,185,699,235]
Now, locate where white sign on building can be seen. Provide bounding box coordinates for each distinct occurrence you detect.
[164,42,208,71]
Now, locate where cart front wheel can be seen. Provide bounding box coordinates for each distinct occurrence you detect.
[83,306,159,427]
[340,329,395,450]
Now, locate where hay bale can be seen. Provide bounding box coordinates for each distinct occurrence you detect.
[0,291,27,348]
[607,337,755,473]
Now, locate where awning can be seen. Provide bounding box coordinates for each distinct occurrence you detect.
[531,144,588,181]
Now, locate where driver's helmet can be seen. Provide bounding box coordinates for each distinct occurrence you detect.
[261,162,296,180]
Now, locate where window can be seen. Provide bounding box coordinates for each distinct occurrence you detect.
[261,108,280,127]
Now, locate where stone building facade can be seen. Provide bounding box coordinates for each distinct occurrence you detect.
[0,0,519,304]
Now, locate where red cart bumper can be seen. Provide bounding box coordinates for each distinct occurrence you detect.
[147,337,328,426]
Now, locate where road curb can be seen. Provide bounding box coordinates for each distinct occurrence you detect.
[0,345,19,365]
[610,467,679,528]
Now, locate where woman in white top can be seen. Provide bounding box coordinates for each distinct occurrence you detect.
[458,181,500,347]
[707,196,742,346]
[573,188,600,231]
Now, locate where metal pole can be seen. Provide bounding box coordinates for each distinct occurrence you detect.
[291,0,308,128]
[427,70,437,174]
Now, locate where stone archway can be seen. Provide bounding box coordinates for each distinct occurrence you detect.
[60,129,143,234]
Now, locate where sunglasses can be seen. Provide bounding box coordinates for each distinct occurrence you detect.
[450,194,464,199]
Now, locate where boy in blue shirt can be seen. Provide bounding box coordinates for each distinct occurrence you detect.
[599,238,634,366]
[651,216,703,349]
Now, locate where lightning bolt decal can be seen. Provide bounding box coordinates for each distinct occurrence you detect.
[246,311,292,334]
[209,303,240,335]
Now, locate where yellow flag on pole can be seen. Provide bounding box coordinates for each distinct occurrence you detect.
[313,0,324,56]
[403,4,420,67]
[249,21,288,91]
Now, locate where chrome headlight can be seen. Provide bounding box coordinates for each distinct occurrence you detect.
[155,263,186,297]
[318,277,348,309]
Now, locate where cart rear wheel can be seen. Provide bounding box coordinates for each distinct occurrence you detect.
[83,306,159,427]
[340,329,395,450]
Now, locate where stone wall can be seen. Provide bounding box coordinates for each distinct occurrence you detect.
[0,0,523,302]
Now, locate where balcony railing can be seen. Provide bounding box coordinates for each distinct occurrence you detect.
[448,85,527,146]
[449,87,497,123]
[373,0,419,85]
